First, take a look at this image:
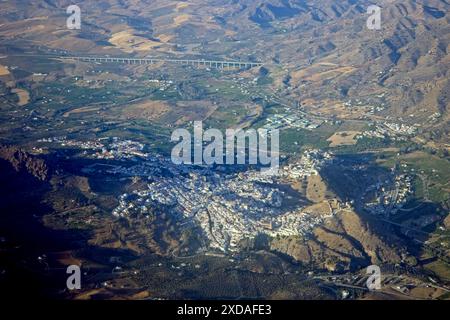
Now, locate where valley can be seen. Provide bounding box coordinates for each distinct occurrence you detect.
[0,0,449,300]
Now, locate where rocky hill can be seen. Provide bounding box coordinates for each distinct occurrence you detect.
[270,209,406,272]
[0,144,49,181]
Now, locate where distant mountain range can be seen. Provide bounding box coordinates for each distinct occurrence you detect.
[0,0,448,142]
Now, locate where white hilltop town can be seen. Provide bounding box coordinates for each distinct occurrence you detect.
[36,136,416,252]
[111,149,337,252]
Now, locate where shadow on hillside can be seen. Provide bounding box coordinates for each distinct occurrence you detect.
[320,153,447,266]
[0,156,138,299]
